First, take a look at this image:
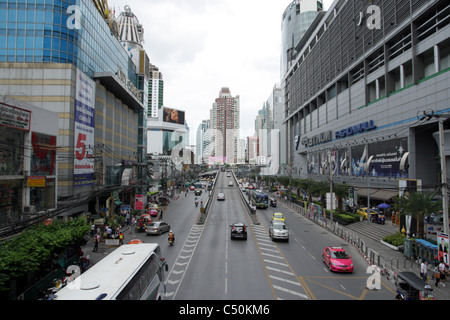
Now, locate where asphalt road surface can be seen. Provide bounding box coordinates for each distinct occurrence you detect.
[128,171,396,300]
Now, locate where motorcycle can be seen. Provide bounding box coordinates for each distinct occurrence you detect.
[195,201,198,207]
[168,237,174,246]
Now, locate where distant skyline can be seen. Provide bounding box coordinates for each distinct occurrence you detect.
[110,0,334,144]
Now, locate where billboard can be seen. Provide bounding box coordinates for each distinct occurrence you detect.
[74,69,96,187]
[163,107,185,125]
[305,138,409,178]
[31,132,57,176]
[369,138,408,178]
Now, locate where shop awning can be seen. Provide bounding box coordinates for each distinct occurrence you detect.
[354,188,398,201]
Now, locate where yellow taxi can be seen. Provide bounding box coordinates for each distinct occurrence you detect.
[272,212,286,222]
[356,207,369,219]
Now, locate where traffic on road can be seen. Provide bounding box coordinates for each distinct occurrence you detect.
[86,170,397,301]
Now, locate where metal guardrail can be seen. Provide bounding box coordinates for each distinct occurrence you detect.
[277,195,421,280]
[196,171,218,225]
[232,172,259,225]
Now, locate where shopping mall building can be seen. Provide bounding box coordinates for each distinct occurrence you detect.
[282,0,450,203]
[0,0,149,225]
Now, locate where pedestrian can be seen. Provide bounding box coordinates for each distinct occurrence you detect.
[93,233,100,252]
[433,262,441,287]
[91,223,95,237]
[420,259,428,282]
[106,226,112,238]
[439,258,447,287]
[118,232,124,245]
[160,208,163,220]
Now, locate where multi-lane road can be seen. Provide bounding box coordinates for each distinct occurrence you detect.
[132,171,397,300]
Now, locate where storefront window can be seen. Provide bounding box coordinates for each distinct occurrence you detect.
[0,181,22,227]
[0,128,24,176]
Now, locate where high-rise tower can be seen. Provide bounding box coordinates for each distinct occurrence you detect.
[209,88,240,164]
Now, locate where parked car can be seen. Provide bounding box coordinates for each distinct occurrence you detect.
[217,193,225,201]
[269,222,289,241]
[322,246,354,272]
[145,221,171,235]
[230,223,247,240]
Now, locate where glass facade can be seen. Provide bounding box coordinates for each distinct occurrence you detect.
[0,0,137,85]
[281,2,321,78]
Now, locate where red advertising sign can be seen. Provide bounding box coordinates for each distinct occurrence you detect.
[135,194,144,210]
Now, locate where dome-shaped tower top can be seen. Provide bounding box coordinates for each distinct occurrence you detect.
[117,5,144,46]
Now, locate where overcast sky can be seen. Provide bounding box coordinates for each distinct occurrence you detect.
[110,0,334,144]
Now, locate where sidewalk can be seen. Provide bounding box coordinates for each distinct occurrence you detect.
[276,195,450,300]
[81,223,137,266]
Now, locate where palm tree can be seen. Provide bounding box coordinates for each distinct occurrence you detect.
[299,179,321,203]
[400,191,441,238]
[333,183,350,214]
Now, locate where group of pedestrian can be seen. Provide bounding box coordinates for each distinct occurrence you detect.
[420,258,448,288]
[90,224,125,252]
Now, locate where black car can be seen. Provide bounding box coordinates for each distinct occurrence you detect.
[230,223,247,240]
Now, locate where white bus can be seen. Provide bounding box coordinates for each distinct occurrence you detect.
[53,243,168,300]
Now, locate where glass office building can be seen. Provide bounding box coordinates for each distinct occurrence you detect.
[0,0,146,216]
[0,0,137,82]
[281,0,323,79]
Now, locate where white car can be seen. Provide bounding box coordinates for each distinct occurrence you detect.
[269,222,289,241]
[228,181,233,186]
[217,193,225,201]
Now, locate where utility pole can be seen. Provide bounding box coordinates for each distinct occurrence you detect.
[329,151,334,227]
[438,117,449,236]
[366,155,374,224]
[422,111,449,235]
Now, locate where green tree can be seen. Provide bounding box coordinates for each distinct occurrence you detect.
[298,179,321,203]
[399,191,441,238]
[0,217,90,291]
[333,183,350,214]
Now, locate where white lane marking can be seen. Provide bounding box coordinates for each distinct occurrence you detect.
[269,275,302,286]
[272,285,309,300]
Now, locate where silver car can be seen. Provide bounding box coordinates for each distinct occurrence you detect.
[269,222,289,242]
[145,221,171,235]
[217,193,225,200]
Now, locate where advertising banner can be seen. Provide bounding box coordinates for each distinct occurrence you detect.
[438,233,449,266]
[351,144,368,176]
[369,138,408,178]
[135,194,144,210]
[337,147,351,176]
[31,132,57,176]
[163,107,185,125]
[74,69,96,187]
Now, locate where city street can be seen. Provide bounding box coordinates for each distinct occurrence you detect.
[117,171,397,300]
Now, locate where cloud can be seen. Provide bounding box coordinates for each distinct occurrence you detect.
[111,0,334,144]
